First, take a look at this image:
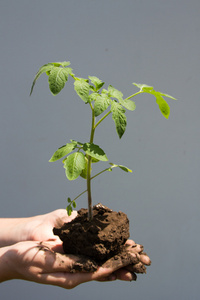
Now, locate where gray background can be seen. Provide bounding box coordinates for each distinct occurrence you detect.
[0,0,199,299]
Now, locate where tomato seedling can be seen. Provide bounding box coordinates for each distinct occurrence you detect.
[30,61,176,221]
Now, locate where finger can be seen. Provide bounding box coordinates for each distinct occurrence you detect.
[126,248,151,265]
[125,262,147,274]
[50,266,120,287]
[125,239,136,246]
[92,266,118,281]
[35,240,63,253]
[114,268,137,281]
[34,241,99,273]
[41,241,65,254]
[126,243,144,254]
[37,271,99,289]
[97,268,137,282]
[95,273,117,282]
[115,268,137,281]
[137,252,151,266]
[125,240,151,265]
[61,210,77,223]
[101,251,138,271]
[51,210,77,228]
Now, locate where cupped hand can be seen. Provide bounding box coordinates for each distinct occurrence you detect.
[99,239,151,282]
[1,238,151,287]
[24,210,151,283]
[0,239,144,288]
[25,209,77,244]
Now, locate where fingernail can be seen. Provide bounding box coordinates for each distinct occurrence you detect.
[148,259,152,266]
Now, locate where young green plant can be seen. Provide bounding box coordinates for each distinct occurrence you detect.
[30,61,176,221]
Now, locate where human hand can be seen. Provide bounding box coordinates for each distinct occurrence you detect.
[0,209,77,247]
[25,209,77,243]
[96,239,151,282]
[0,240,108,287]
[0,209,151,287]
[0,239,150,288]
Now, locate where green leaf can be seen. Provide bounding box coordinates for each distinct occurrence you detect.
[72,201,77,208]
[118,165,132,172]
[120,99,136,111]
[133,83,176,100]
[101,89,108,95]
[63,152,86,180]
[30,61,72,96]
[88,92,99,103]
[89,76,104,90]
[111,101,127,138]
[48,67,72,95]
[74,78,90,103]
[52,61,71,68]
[94,94,110,117]
[80,157,88,179]
[49,141,77,162]
[109,163,132,173]
[91,157,100,163]
[67,197,71,203]
[66,204,72,216]
[30,63,54,95]
[155,94,170,119]
[108,85,123,101]
[70,140,83,146]
[160,92,177,100]
[83,143,108,161]
[133,83,154,92]
[133,83,176,118]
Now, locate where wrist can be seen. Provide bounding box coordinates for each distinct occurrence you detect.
[0,217,33,247]
[0,245,16,282]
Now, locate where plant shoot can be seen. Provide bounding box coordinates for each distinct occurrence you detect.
[30,61,176,221]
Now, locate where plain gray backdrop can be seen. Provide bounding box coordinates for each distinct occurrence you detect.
[0,0,200,299]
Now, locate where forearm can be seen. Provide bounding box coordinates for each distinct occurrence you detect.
[0,245,14,282]
[0,209,77,247]
[0,217,34,247]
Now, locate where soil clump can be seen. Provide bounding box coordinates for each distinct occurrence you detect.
[53,203,147,275]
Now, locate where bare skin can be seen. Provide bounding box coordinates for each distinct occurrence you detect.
[0,209,78,247]
[0,209,151,288]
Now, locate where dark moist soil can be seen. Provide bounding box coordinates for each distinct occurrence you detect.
[53,203,146,275]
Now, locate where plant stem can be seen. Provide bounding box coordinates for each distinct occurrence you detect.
[72,189,87,202]
[124,91,143,101]
[86,91,143,220]
[87,103,96,221]
[72,167,112,204]
[94,111,111,129]
[94,92,143,129]
[87,157,93,221]
[90,167,111,180]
